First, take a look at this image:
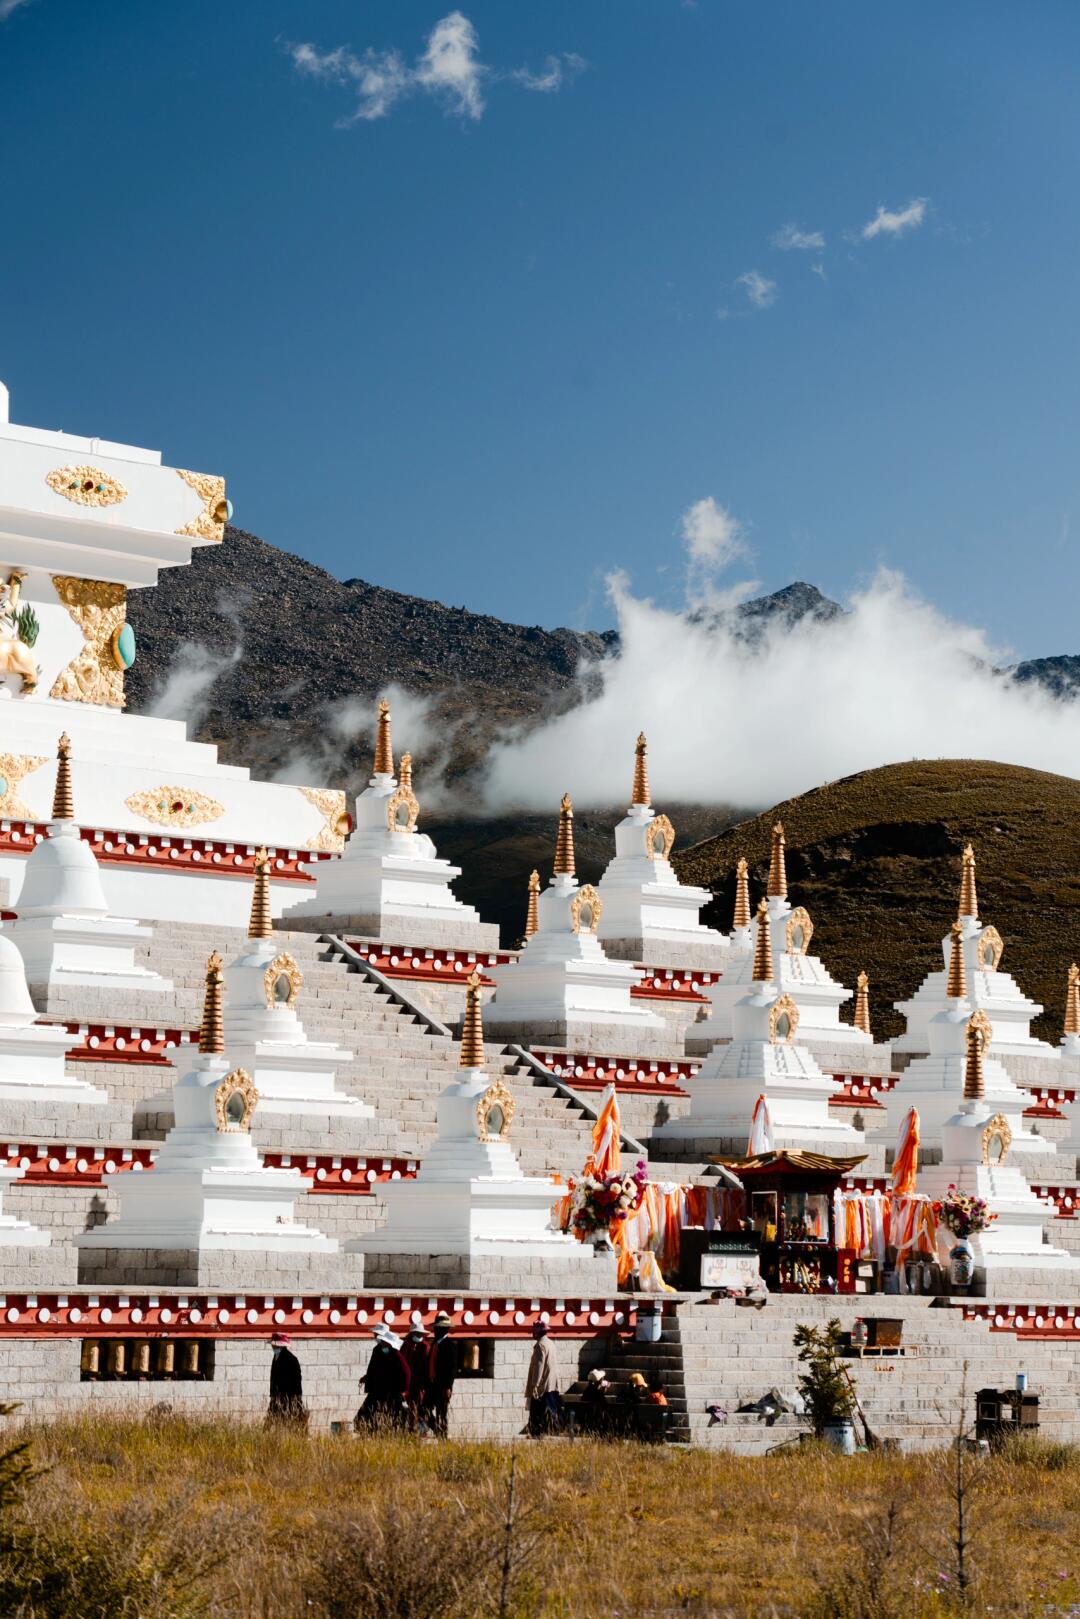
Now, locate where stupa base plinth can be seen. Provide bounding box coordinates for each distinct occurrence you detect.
[77,1243,363,1291]
[361,1240,619,1294]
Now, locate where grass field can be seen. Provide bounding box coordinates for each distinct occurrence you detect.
[675,758,1080,1043]
[0,1416,1076,1617]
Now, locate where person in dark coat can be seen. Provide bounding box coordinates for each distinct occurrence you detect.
[355,1326,410,1430]
[401,1325,432,1429]
[267,1332,305,1426]
[423,1311,457,1437]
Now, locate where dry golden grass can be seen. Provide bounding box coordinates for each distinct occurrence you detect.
[1,1416,1077,1617]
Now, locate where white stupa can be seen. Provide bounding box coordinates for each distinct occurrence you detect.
[596,733,727,968]
[485,795,668,1055]
[7,734,171,1008]
[0,1162,63,1282]
[221,849,372,1121]
[284,700,497,948]
[356,972,615,1289]
[77,951,345,1286]
[686,824,889,1071]
[654,899,865,1154]
[0,927,108,1106]
[893,844,1057,1083]
[883,922,1056,1165]
[918,1017,1079,1293]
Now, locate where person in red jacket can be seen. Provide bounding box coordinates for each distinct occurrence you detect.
[401,1324,432,1430]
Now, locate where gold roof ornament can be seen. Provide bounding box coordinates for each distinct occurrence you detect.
[1064,963,1080,1037]
[631,732,651,808]
[374,698,393,777]
[963,1015,987,1101]
[853,971,872,1037]
[767,822,787,899]
[553,793,575,877]
[199,951,225,1057]
[946,920,967,1001]
[733,857,751,930]
[524,870,540,939]
[248,847,273,941]
[959,843,978,919]
[459,970,485,1069]
[399,751,413,790]
[751,898,774,984]
[52,733,74,822]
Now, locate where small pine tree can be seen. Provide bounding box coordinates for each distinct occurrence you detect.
[794,1318,857,1436]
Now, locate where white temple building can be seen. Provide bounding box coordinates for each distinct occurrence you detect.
[686,824,890,1073]
[918,1017,1079,1295]
[883,921,1058,1168]
[355,971,615,1290]
[654,899,865,1155]
[284,701,496,949]
[485,795,667,1054]
[596,733,727,968]
[6,735,171,1012]
[77,952,349,1288]
[892,844,1058,1085]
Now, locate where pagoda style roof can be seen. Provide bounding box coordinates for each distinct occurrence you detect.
[712,1150,867,1176]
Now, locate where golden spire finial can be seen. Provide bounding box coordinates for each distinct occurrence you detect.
[399,751,413,790]
[959,843,978,919]
[199,950,225,1056]
[553,793,575,877]
[751,897,774,983]
[946,920,967,1000]
[1064,963,1080,1037]
[963,1016,985,1101]
[374,698,393,777]
[524,869,540,938]
[631,732,651,808]
[459,970,485,1069]
[248,847,273,940]
[853,971,871,1037]
[52,732,74,822]
[732,857,751,930]
[767,822,787,899]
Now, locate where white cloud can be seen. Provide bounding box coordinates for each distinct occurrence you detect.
[287,13,582,124]
[736,270,777,310]
[0,0,33,18]
[810,262,826,281]
[680,498,745,571]
[772,223,825,252]
[414,11,484,119]
[861,197,928,240]
[480,561,1080,814]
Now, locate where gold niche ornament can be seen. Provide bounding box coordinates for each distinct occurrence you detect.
[976,926,1004,972]
[0,753,48,820]
[476,1076,516,1143]
[125,785,225,829]
[45,465,128,508]
[174,468,230,542]
[570,883,603,936]
[264,952,303,1011]
[214,1067,259,1133]
[980,1112,1012,1167]
[968,1007,993,1048]
[769,992,800,1044]
[49,576,128,708]
[386,784,420,834]
[785,906,814,956]
[297,786,349,852]
[643,813,676,862]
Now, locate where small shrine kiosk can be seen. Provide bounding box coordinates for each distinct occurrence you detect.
[718,1150,867,1294]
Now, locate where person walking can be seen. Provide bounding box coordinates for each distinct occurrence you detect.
[424,1311,457,1437]
[401,1323,432,1430]
[267,1332,305,1426]
[354,1325,410,1430]
[525,1321,556,1436]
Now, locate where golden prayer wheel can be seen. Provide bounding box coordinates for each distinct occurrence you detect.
[132,1341,151,1378]
[182,1341,201,1376]
[80,1340,100,1378]
[106,1341,126,1378]
[462,1340,481,1373]
[155,1340,176,1376]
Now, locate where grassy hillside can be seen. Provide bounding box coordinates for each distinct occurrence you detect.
[674,759,1080,1044]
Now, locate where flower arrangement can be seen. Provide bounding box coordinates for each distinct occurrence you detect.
[934,1186,996,1239]
[569,1160,648,1237]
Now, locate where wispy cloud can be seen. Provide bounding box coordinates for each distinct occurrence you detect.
[286,11,582,125]
[861,197,928,240]
[736,269,778,310]
[0,0,34,20]
[772,222,825,252]
[681,498,746,572]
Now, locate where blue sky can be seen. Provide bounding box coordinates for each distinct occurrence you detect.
[2,1,1078,657]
